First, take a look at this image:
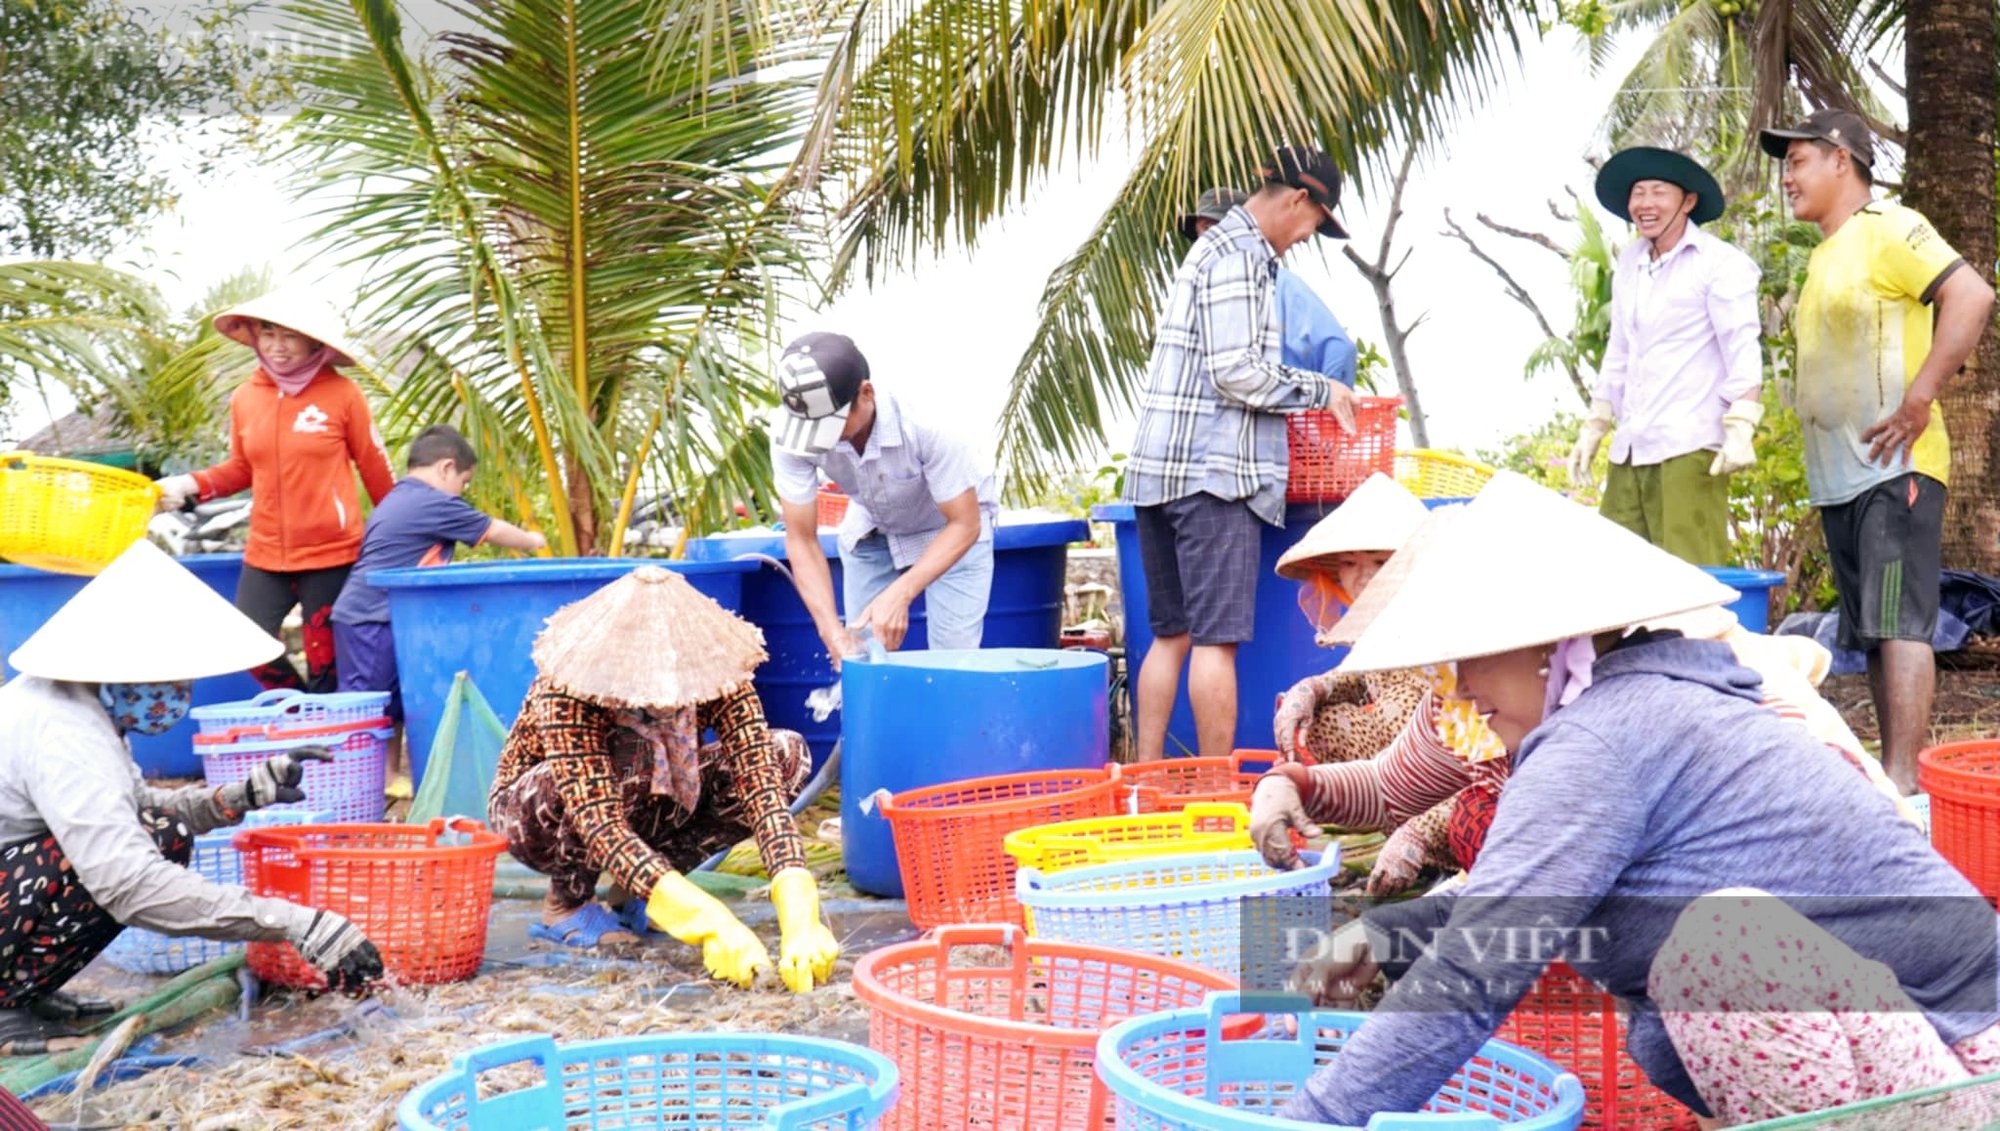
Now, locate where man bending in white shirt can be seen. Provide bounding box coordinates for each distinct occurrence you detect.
[1568,147,1764,566]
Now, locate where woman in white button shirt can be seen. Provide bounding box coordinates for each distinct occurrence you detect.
[1567,147,1765,566]
[769,332,999,664]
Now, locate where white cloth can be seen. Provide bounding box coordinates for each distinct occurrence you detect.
[1595,226,1764,467]
[771,391,998,570]
[0,678,306,941]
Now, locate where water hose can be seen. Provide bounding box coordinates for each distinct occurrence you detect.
[0,953,245,1097]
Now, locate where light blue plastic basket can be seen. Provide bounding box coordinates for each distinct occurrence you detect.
[190,688,392,734]
[1016,849,1341,986]
[103,808,327,975]
[1095,993,1587,1131]
[397,1033,899,1131]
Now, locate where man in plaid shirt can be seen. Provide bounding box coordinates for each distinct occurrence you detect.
[1126,144,1358,762]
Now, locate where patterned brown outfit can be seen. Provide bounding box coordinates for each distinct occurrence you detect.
[489,677,809,909]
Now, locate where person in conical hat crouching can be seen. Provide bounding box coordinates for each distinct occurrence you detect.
[1567,147,1764,567]
[1272,473,2000,1129]
[153,290,397,694]
[0,542,385,1053]
[487,567,839,992]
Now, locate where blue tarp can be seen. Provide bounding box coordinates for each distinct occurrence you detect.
[1776,569,2000,674]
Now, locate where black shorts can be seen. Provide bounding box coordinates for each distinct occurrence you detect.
[1819,473,1944,651]
[1134,493,1261,646]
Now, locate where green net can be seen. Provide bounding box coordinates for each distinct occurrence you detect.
[1733,1071,2000,1129]
[409,672,507,825]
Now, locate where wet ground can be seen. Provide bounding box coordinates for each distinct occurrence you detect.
[28,887,916,1128]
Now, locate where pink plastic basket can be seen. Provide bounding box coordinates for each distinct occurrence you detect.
[198,720,391,824]
[190,689,392,735]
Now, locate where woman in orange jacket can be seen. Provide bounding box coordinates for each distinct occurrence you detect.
[156,292,395,692]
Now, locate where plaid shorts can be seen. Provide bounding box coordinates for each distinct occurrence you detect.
[1820,473,1944,651]
[1134,493,1261,645]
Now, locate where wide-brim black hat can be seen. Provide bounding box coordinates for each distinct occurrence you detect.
[1594,147,1725,226]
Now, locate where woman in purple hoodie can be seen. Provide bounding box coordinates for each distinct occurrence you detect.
[1278,471,2000,1128]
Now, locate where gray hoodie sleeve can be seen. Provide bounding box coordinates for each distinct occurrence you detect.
[1279,719,1660,1124]
[30,720,309,943]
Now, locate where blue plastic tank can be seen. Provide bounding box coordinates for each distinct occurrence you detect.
[839,647,1109,897]
[683,519,1087,770]
[370,558,756,786]
[1699,566,1787,633]
[0,554,263,777]
[1095,502,1358,754]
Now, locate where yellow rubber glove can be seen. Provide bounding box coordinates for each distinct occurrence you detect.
[647,872,770,988]
[770,866,839,992]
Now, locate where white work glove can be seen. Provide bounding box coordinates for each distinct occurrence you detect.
[154,473,199,511]
[1250,774,1316,871]
[288,908,386,993]
[1708,400,1764,476]
[1566,398,1616,487]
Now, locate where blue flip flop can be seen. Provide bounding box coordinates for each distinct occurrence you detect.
[612,898,653,938]
[527,902,631,948]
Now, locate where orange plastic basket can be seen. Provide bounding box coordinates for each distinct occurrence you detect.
[0,451,160,574]
[1117,751,1273,812]
[877,767,1121,929]
[1496,961,1699,1130]
[817,486,850,528]
[1919,740,2000,902]
[235,818,507,988]
[853,925,1242,1131]
[1285,396,1401,503]
[1002,802,1252,875]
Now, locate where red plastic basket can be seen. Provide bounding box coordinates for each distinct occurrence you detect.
[876,767,1121,929]
[1496,961,1699,1130]
[236,818,507,988]
[1919,740,2000,902]
[197,718,390,824]
[1119,751,1272,812]
[853,925,1242,1131]
[1285,395,1401,503]
[818,486,850,528]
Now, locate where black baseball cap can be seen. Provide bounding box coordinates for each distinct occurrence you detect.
[1760,108,1875,168]
[1261,145,1349,239]
[771,332,869,457]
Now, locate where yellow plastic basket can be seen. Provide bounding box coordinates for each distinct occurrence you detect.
[1002,802,1253,875]
[1394,448,1495,500]
[0,451,161,575]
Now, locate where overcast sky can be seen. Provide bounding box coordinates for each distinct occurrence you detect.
[10,25,1782,472]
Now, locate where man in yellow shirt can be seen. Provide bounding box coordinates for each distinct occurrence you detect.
[1762,109,1996,793]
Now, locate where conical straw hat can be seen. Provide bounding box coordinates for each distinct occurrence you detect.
[1329,471,1738,673]
[10,541,283,682]
[211,289,361,368]
[1316,503,1464,648]
[532,565,768,710]
[1275,473,1430,580]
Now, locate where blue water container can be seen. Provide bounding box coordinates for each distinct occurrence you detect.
[370,558,756,786]
[683,519,1087,770]
[840,648,1109,897]
[0,554,262,777]
[1094,503,1353,754]
[1700,566,1787,633]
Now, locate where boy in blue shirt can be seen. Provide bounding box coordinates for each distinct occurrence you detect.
[332,425,545,731]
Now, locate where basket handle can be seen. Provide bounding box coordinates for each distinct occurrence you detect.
[1181,802,1251,832]
[449,1035,564,1124]
[0,451,28,472]
[197,724,279,744]
[1230,750,1278,776]
[427,816,490,847]
[250,689,306,707]
[924,924,1032,987]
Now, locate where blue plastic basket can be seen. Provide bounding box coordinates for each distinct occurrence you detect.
[397,1033,899,1131]
[1016,849,1341,986]
[1096,993,1587,1130]
[191,688,392,734]
[103,809,327,974]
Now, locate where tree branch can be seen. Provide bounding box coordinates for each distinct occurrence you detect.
[1343,144,1430,446]
[1441,208,1591,405]
[1475,212,1569,259]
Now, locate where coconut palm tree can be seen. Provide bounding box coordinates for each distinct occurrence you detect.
[282,0,822,555]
